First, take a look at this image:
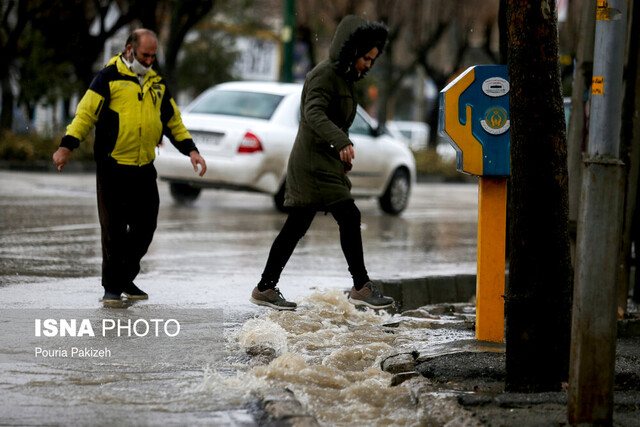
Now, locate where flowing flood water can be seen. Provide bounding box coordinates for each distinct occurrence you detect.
[1,290,475,426]
[0,170,479,425]
[231,291,476,426]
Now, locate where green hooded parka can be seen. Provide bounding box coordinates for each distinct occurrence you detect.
[283,15,388,209]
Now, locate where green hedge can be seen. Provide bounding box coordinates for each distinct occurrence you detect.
[412,149,462,180]
[0,131,94,163]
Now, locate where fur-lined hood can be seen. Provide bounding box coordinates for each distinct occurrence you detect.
[329,15,388,80]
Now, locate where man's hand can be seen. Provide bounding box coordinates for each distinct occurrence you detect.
[190,151,207,177]
[52,147,71,172]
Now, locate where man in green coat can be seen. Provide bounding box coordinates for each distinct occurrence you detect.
[250,15,394,311]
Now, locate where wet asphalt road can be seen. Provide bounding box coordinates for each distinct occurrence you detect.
[0,169,480,425]
[0,169,478,313]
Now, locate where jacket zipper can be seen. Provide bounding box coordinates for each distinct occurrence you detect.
[138,84,144,166]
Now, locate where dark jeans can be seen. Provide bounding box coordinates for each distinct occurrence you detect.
[260,199,369,290]
[96,162,159,293]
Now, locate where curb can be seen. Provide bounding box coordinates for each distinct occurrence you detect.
[378,274,477,312]
[379,274,640,337]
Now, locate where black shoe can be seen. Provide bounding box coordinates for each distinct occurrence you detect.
[100,290,122,304]
[122,283,148,300]
[348,282,394,309]
[250,286,297,310]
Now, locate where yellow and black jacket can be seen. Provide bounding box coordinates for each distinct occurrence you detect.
[61,54,196,166]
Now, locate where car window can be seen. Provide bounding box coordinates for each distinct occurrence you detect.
[399,129,412,139]
[189,91,284,120]
[350,112,374,136]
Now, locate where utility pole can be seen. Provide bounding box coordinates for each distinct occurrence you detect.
[568,0,628,424]
[280,0,295,83]
[567,0,596,260]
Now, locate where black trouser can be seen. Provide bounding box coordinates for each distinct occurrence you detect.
[259,199,370,290]
[96,162,159,293]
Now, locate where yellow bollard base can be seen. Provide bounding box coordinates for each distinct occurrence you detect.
[475,177,507,343]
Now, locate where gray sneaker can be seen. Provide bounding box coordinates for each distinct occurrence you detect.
[348,282,394,309]
[250,286,297,311]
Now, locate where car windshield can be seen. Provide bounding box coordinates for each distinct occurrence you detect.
[188,90,284,120]
[350,112,374,136]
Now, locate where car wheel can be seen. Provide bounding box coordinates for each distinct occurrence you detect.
[273,181,291,213]
[169,182,202,205]
[379,168,410,215]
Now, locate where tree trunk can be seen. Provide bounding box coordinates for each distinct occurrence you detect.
[1,74,14,133]
[505,0,573,392]
[164,1,215,94]
[498,0,508,63]
[376,40,393,126]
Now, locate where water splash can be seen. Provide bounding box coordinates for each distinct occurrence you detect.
[196,290,475,425]
[237,317,288,356]
[234,290,422,425]
[197,367,268,405]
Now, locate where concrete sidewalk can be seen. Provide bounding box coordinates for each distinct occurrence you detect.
[381,302,640,427]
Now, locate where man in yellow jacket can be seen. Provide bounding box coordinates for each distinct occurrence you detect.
[53,29,206,304]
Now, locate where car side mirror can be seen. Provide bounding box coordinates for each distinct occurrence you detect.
[372,124,385,137]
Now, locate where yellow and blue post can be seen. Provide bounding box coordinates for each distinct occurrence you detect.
[439,65,510,343]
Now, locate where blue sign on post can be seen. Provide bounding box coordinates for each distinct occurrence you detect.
[439,65,510,177]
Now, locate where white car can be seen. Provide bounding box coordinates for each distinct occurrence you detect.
[387,120,430,151]
[155,81,416,215]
